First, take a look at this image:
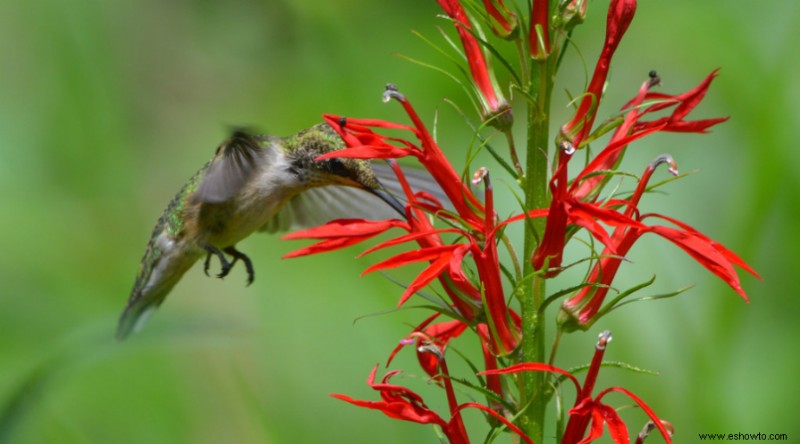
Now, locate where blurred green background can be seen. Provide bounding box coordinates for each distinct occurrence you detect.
[0,1,796,443]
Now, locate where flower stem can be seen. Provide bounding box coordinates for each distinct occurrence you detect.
[519,55,554,443]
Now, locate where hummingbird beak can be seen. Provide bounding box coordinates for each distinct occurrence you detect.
[369,188,406,217]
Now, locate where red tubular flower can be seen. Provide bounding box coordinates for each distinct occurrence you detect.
[334,361,533,443]
[436,0,510,122]
[572,69,727,200]
[561,0,637,147]
[530,0,550,59]
[533,0,637,274]
[482,0,518,38]
[475,323,504,409]
[386,316,506,414]
[332,366,452,430]
[536,70,733,276]
[286,87,522,355]
[561,155,760,330]
[531,144,649,276]
[481,331,673,444]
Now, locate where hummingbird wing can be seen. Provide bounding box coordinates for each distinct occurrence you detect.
[260,163,447,232]
[260,186,399,232]
[195,130,262,204]
[371,162,451,208]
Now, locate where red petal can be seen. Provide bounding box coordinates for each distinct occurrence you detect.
[646,225,749,301]
[571,125,665,198]
[453,402,534,444]
[597,387,672,444]
[417,320,468,378]
[282,235,374,258]
[644,213,759,277]
[447,245,481,300]
[331,394,445,425]
[362,245,459,275]
[577,407,606,444]
[359,228,460,257]
[480,362,581,391]
[670,69,719,121]
[598,403,630,444]
[387,312,441,367]
[323,114,416,133]
[282,219,407,240]
[316,145,413,160]
[397,253,454,306]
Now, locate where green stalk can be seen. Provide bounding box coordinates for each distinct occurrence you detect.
[518,55,554,443]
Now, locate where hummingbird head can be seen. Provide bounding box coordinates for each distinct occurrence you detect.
[285,123,405,215]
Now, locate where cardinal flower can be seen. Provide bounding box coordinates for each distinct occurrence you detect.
[286,85,519,354]
[561,154,760,330]
[534,69,735,278]
[560,0,638,147]
[333,356,532,443]
[436,0,511,126]
[482,331,673,444]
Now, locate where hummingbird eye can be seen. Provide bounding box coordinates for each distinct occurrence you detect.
[325,158,351,177]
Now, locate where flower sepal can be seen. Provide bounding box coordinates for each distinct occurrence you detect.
[484,102,514,131]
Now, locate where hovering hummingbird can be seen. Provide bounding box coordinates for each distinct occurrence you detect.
[117,122,432,340]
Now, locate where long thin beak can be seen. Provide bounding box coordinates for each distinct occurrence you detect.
[370,188,406,216]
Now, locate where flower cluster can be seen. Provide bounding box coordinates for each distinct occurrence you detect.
[284,0,757,442]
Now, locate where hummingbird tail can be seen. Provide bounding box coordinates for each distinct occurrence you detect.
[117,249,201,340]
[116,302,160,340]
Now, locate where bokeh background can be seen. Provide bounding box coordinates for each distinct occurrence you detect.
[1,1,796,443]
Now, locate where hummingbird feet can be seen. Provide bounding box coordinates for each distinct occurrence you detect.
[203,245,255,286]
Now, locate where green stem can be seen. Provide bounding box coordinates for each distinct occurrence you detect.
[519,56,554,443]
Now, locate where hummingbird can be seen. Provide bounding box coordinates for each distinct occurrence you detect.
[117,122,431,340]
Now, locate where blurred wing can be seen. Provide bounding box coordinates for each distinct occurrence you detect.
[195,130,261,204]
[260,162,451,233]
[261,185,399,233]
[372,162,451,209]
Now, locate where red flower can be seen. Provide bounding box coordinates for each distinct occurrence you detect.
[561,155,760,330]
[386,315,507,410]
[333,361,532,444]
[534,70,736,278]
[571,69,728,200]
[436,0,511,123]
[286,86,520,354]
[561,0,637,147]
[482,0,518,38]
[481,331,673,444]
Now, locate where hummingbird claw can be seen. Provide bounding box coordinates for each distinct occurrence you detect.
[203,244,231,280]
[223,246,255,286]
[203,253,213,277]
